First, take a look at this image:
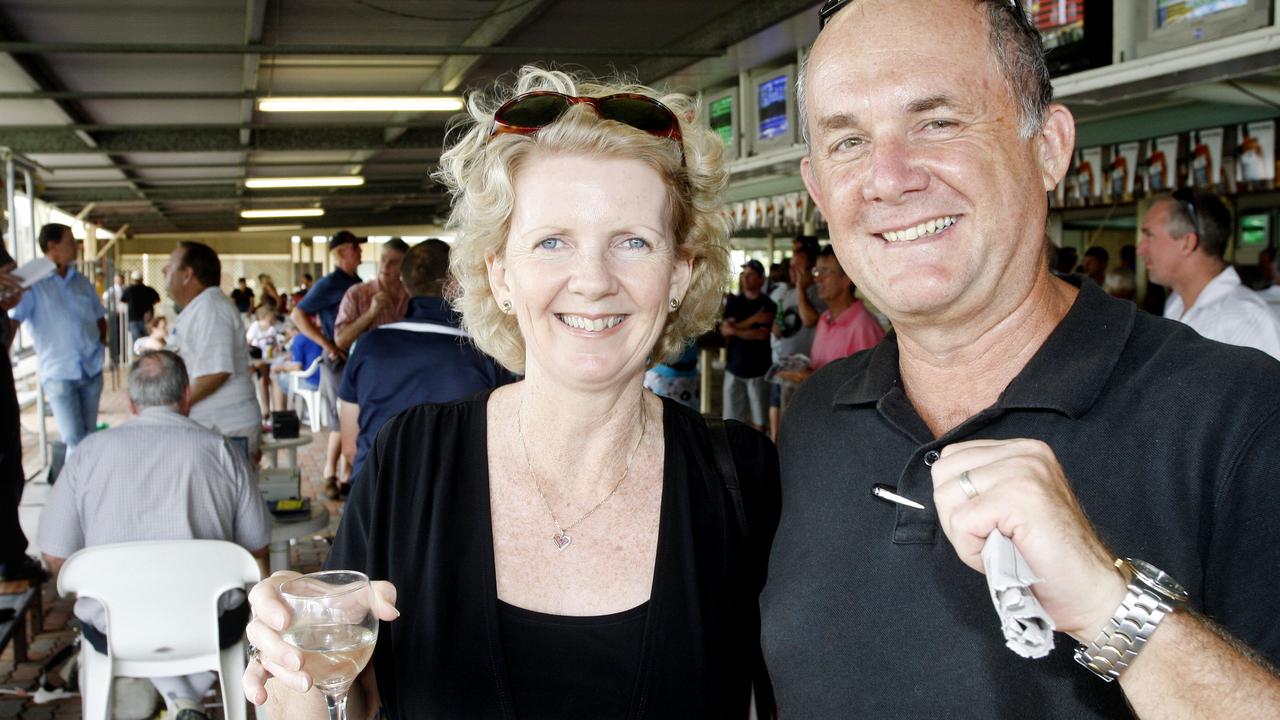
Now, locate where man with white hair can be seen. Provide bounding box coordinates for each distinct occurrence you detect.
[39,350,270,720]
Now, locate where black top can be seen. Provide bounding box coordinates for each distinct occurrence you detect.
[498,600,647,720]
[761,281,1280,718]
[325,392,780,719]
[723,293,776,378]
[229,287,254,313]
[120,283,160,322]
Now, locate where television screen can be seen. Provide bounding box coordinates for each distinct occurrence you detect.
[710,94,735,149]
[1025,1,1085,52]
[758,75,789,141]
[1158,0,1249,29]
[1240,213,1270,246]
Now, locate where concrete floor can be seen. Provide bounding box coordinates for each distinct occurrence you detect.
[1,369,342,719]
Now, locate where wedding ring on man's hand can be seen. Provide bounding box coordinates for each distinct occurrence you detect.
[959,470,979,499]
[247,642,262,664]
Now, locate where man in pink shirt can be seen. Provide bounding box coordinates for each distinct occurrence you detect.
[780,246,885,384]
[333,238,411,352]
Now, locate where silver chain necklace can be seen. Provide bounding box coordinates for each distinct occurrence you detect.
[517,393,647,552]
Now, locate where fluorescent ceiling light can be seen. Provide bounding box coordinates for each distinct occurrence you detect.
[245,176,364,189]
[240,208,325,219]
[256,96,464,113]
[239,224,304,232]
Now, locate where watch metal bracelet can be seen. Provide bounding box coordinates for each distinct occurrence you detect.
[1074,587,1172,682]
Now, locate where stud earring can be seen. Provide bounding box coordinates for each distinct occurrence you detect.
[500,299,512,314]
[669,297,680,311]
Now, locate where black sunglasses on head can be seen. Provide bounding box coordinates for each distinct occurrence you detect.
[819,0,1024,29]
[1171,188,1204,241]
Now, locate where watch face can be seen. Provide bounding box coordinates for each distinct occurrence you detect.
[1128,558,1189,603]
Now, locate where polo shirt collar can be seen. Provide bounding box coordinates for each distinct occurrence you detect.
[405,295,460,326]
[1189,266,1242,310]
[832,280,1133,420]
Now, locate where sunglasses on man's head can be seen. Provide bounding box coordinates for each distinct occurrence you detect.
[488,91,686,165]
[819,0,1024,29]
[1171,188,1204,241]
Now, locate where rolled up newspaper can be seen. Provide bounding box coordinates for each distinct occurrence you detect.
[981,532,1055,659]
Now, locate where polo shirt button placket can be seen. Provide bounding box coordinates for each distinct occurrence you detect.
[892,447,941,544]
[923,449,940,466]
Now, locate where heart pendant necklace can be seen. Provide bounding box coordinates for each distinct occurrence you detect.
[518,392,647,552]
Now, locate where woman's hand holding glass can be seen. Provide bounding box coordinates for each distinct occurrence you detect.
[243,570,399,708]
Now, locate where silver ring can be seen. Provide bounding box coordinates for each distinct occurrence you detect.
[247,642,262,664]
[959,470,979,499]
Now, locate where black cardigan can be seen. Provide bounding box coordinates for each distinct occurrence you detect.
[326,393,781,719]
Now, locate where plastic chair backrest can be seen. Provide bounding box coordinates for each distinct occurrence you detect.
[57,540,261,662]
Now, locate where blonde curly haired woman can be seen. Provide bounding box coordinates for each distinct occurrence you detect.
[245,67,780,719]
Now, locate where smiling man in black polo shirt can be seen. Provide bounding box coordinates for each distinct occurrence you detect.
[760,1,1280,718]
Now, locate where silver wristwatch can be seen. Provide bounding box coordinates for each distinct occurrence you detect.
[1074,558,1188,682]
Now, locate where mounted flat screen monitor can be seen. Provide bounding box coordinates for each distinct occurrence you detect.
[749,64,797,156]
[1240,213,1271,247]
[705,87,739,162]
[1136,0,1273,58]
[1021,0,1112,76]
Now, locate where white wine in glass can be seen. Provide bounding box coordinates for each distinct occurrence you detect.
[280,571,379,720]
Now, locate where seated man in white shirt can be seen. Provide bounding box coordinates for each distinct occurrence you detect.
[38,351,270,720]
[1138,189,1280,359]
[163,241,264,456]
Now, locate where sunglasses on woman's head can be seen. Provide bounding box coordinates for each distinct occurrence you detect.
[488,91,686,165]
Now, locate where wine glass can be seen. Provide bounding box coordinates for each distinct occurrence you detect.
[279,570,379,720]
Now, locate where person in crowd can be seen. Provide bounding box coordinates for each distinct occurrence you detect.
[39,350,270,720]
[1104,267,1137,301]
[230,277,254,315]
[1138,189,1280,359]
[268,322,323,413]
[767,260,790,298]
[246,305,285,419]
[133,315,169,355]
[720,259,776,432]
[768,242,824,438]
[776,245,884,386]
[643,340,701,410]
[337,239,509,486]
[1255,247,1280,318]
[1083,245,1109,286]
[292,231,364,498]
[245,67,780,719]
[121,270,161,344]
[9,223,106,456]
[761,1,1280,717]
[102,272,126,366]
[164,241,263,457]
[256,273,283,314]
[1052,245,1078,277]
[290,273,313,309]
[333,237,410,352]
[0,233,46,583]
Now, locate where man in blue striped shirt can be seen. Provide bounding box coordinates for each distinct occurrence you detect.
[9,224,106,455]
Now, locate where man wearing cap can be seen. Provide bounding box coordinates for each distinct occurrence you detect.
[719,259,776,432]
[291,230,364,494]
[121,269,161,344]
[761,1,1280,718]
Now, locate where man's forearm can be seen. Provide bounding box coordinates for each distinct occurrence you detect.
[1120,610,1280,718]
[290,307,329,347]
[335,311,377,351]
[339,400,359,461]
[797,288,820,327]
[189,373,230,405]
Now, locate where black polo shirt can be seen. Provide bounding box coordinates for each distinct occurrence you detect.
[760,281,1280,718]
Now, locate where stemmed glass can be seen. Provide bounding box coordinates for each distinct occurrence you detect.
[280,571,379,720]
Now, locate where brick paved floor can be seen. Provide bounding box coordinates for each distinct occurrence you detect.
[3,372,343,719]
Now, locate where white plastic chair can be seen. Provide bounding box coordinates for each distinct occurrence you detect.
[57,540,262,720]
[287,356,326,432]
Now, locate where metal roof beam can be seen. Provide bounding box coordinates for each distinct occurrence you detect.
[0,127,445,153]
[0,41,720,58]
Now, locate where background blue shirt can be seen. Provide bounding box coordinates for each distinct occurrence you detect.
[296,268,360,339]
[338,296,511,479]
[10,267,105,382]
[290,334,323,389]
